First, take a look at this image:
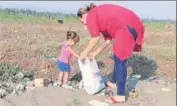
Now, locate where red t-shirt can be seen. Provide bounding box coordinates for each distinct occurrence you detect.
[86,4,144,60]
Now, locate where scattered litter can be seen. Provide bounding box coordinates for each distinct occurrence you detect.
[89,100,109,106]
[0,63,35,98]
[132,74,141,79]
[34,78,44,87]
[147,76,160,82]
[129,89,138,98]
[104,89,114,97]
[26,81,35,91]
[95,89,115,97]
[126,74,141,93]
[161,87,171,92]
[53,82,59,87]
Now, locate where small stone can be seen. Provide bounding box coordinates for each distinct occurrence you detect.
[0,88,7,98]
[15,72,25,79]
[43,79,50,87]
[16,84,25,90]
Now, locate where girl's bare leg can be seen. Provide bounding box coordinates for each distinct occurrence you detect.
[63,72,69,84]
[58,71,64,85]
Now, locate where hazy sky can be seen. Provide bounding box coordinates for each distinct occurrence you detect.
[0,1,176,20]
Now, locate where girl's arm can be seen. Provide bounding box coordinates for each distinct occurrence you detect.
[66,47,79,58]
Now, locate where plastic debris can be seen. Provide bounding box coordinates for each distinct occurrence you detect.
[34,78,44,87]
[0,63,35,98]
[132,74,141,79]
[129,89,138,98]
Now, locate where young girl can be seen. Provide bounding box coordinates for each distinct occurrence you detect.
[56,31,80,88]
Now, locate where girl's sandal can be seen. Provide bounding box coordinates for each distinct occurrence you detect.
[105,97,125,104]
[62,84,73,89]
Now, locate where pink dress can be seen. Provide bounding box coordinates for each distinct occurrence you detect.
[58,43,72,64]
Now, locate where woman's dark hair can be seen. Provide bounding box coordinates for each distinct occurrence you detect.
[66,30,80,42]
[77,3,96,18]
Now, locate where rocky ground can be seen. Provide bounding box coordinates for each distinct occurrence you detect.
[0,75,176,106]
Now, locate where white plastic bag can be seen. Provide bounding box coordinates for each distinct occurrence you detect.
[78,58,105,95]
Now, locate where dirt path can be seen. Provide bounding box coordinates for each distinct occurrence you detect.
[1,80,176,106]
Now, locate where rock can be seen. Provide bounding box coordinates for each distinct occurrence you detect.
[43,79,50,87]
[0,88,7,98]
[14,84,26,96]
[68,80,79,88]
[23,71,34,80]
[15,72,24,79]
[16,84,25,91]
[23,77,31,85]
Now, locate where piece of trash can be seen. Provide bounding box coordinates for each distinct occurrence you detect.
[89,100,109,106]
[34,78,44,87]
[104,89,114,97]
[129,89,138,98]
[147,76,160,82]
[161,88,171,92]
[132,74,141,79]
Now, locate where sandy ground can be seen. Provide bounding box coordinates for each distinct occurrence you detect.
[0,22,176,106]
[1,79,176,106]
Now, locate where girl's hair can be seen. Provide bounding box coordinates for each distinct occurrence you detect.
[77,3,96,18]
[66,30,80,42]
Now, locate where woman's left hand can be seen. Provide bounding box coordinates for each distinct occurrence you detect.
[80,52,87,61]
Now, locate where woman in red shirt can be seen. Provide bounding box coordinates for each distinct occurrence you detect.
[77,3,144,103]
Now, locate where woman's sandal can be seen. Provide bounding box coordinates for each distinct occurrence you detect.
[105,97,125,104]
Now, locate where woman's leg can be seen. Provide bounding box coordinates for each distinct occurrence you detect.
[105,54,127,103]
[107,55,117,88]
[115,55,127,96]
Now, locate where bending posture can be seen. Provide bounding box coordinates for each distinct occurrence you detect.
[77,3,144,103]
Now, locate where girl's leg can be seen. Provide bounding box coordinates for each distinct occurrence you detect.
[62,72,72,89]
[63,72,69,84]
[58,71,64,85]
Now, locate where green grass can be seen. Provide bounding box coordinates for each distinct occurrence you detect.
[1,11,175,26]
[0,12,79,23]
